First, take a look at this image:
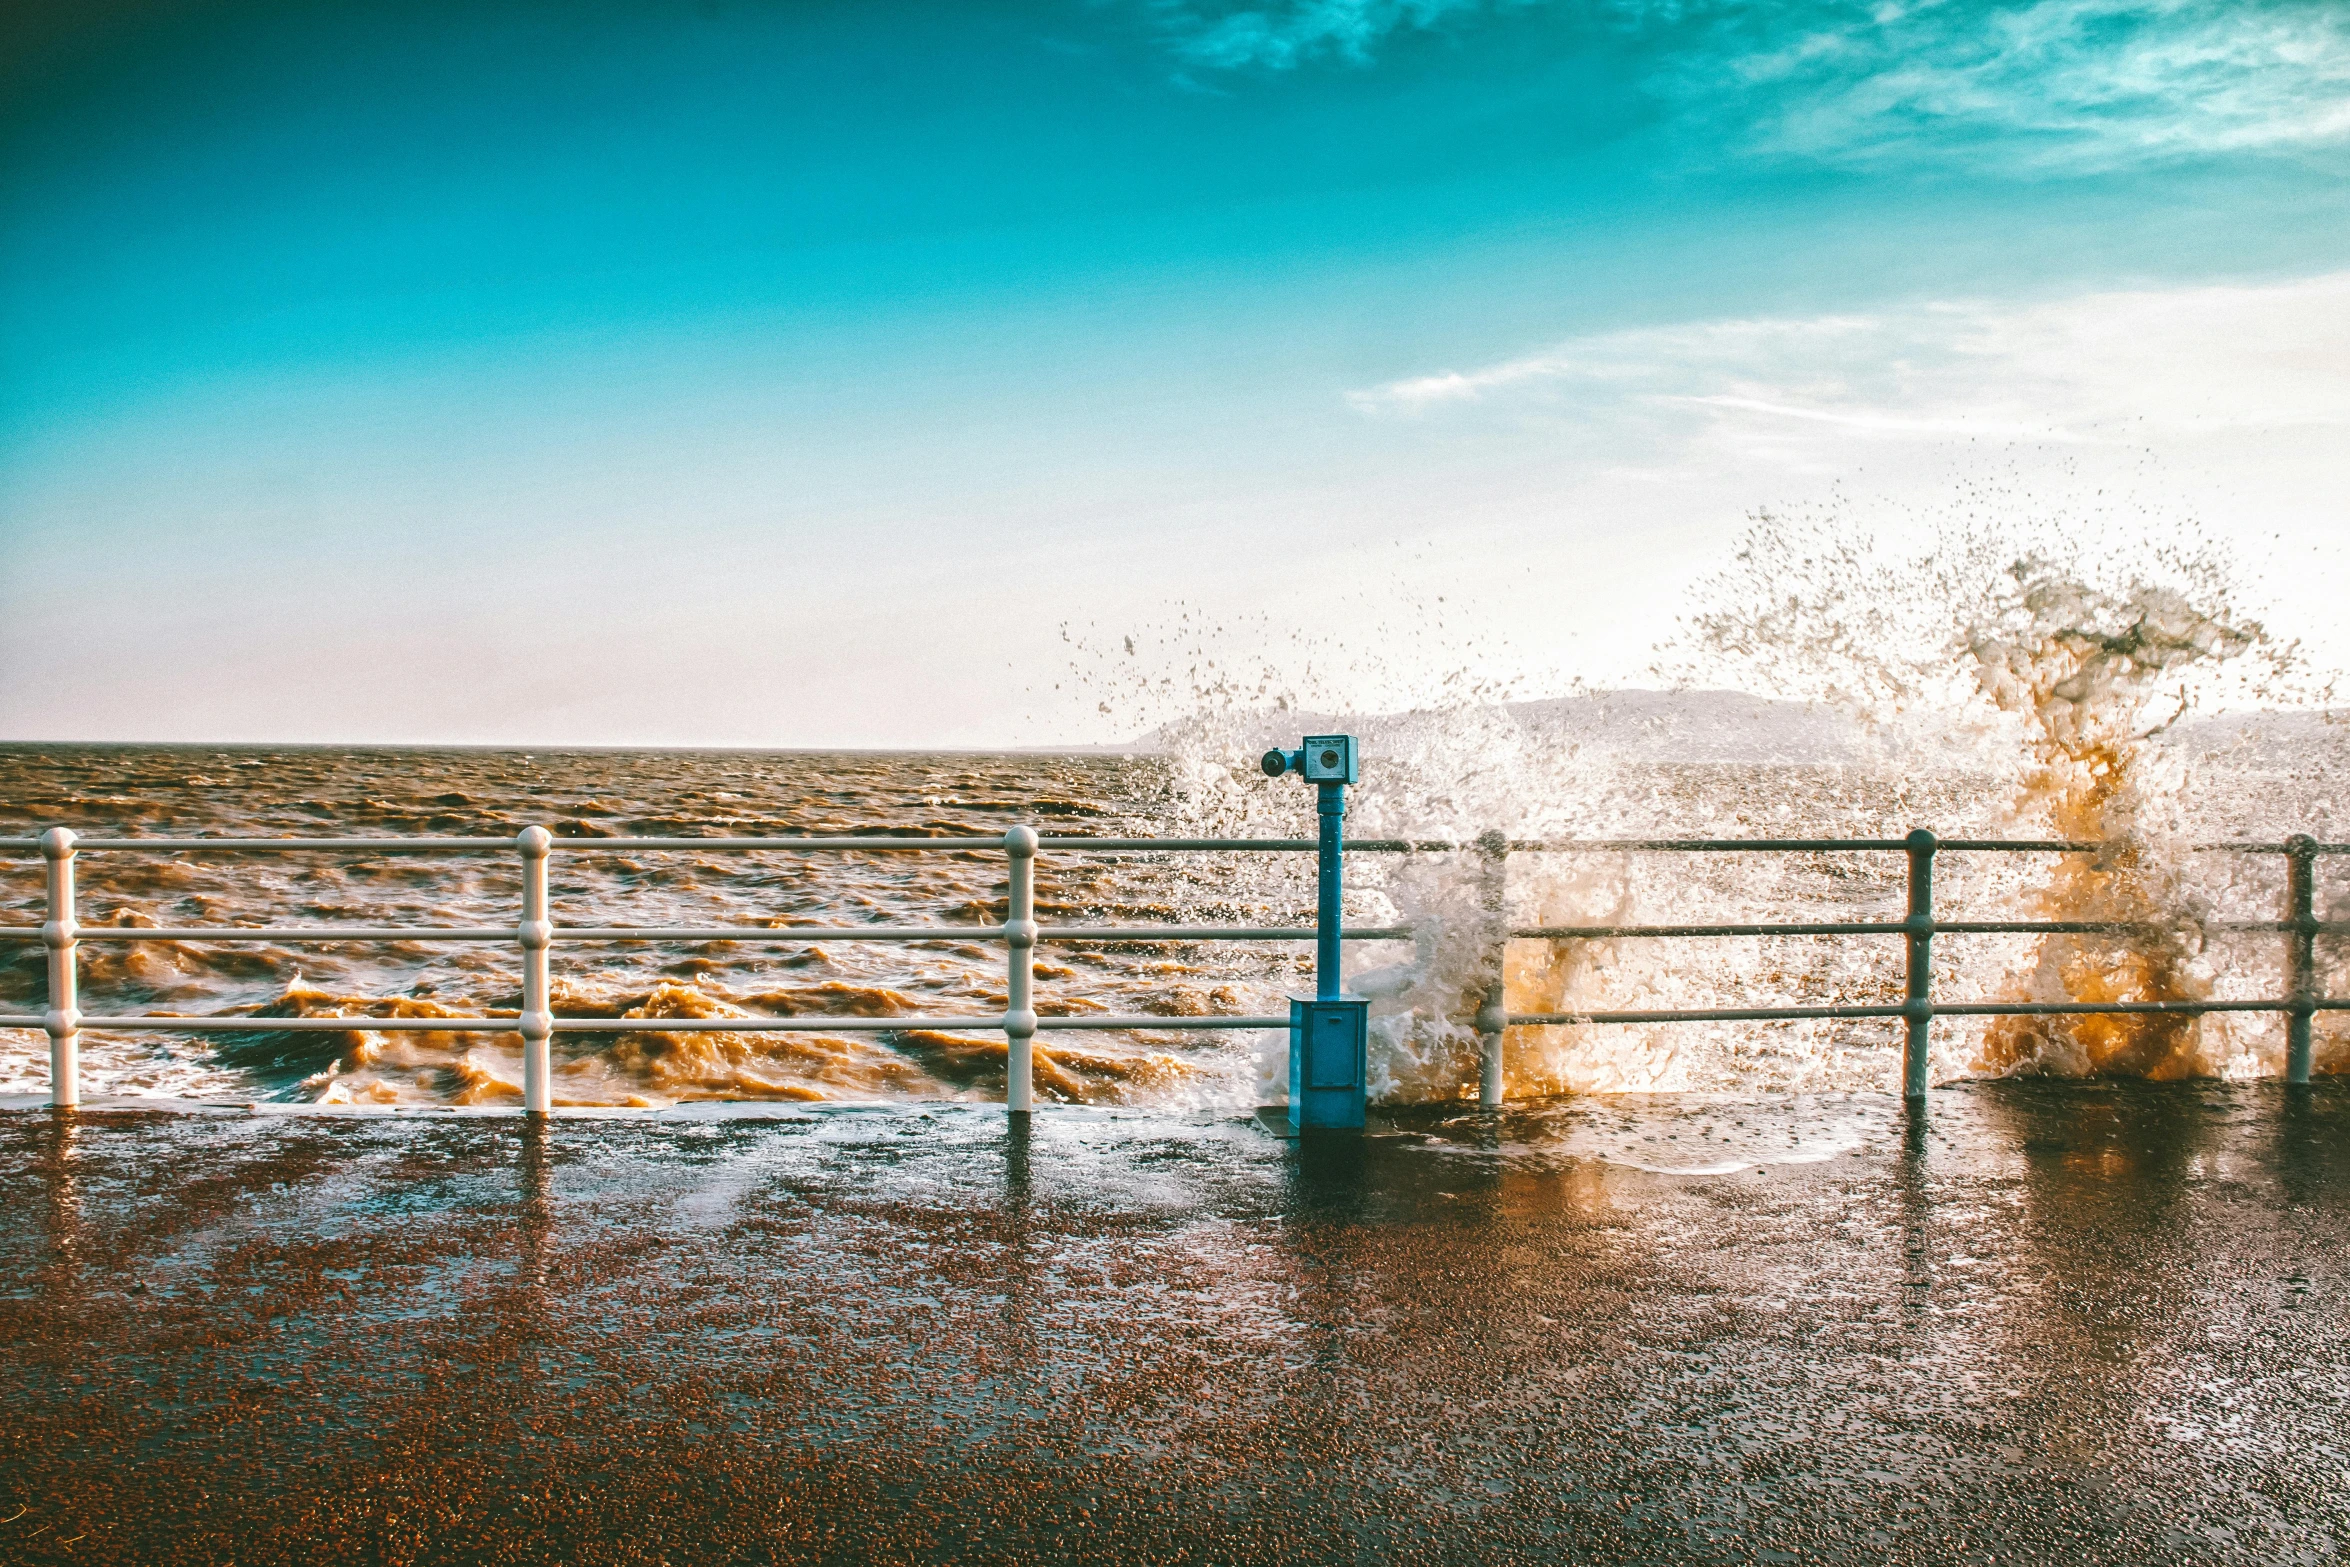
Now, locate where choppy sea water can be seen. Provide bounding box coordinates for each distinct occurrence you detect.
[1,739,2343,1113]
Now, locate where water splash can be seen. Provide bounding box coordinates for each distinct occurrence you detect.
[1070,499,2336,1100]
[1673,508,2325,1080]
[1064,599,1936,1100]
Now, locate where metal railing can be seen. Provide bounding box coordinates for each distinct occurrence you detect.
[0,825,2340,1114]
[0,826,1415,1113]
[1477,831,2343,1102]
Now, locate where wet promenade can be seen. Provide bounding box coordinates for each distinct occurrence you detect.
[2,1083,2346,1564]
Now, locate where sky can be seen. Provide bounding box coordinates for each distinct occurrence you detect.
[2,0,2347,747]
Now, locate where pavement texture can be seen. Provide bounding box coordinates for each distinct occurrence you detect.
[2,1081,2347,1565]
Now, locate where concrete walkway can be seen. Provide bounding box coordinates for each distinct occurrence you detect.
[2,1083,2346,1564]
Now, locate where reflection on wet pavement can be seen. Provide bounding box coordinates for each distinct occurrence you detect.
[1,1082,2345,1563]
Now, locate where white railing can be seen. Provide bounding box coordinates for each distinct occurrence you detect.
[2,825,2341,1113]
[0,826,1409,1111]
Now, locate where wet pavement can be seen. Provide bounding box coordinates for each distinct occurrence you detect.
[2,1082,2347,1565]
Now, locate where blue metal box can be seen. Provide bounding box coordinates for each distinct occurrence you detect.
[1289,995,1368,1131]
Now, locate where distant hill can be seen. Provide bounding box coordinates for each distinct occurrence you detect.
[2166,708,2350,756]
[1073,688,1868,763]
[1501,689,1867,763]
[1071,691,2349,765]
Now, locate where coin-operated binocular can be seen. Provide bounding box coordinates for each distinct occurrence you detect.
[1262,734,1367,1131]
[1259,734,1358,786]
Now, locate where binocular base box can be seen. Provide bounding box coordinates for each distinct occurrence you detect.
[1289,995,1368,1131]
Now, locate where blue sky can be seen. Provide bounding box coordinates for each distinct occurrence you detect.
[4,1,2347,744]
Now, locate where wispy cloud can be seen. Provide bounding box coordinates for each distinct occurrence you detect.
[1727,0,2350,169]
[1664,394,2079,441]
[1144,1,2350,169]
[1347,271,2350,464]
[1152,0,1505,71]
[1351,314,1890,411]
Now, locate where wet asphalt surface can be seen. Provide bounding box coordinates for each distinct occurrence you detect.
[2,1082,2347,1565]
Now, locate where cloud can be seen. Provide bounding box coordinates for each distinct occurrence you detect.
[1145,1,2350,169]
[1350,314,1890,411]
[1346,271,2350,464]
[1153,0,1503,71]
[1665,394,2075,440]
[1725,0,2350,169]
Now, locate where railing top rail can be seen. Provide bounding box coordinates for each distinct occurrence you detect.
[0,834,1012,853]
[1039,837,1316,851]
[1512,836,1912,852]
[8,832,2341,856]
[0,1011,1299,1034]
[0,833,1448,854]
[0,836,521,852]
[0,923,1418,944]
[0,833,1404,853]
[1516,917,2341,939]
[1510,837,2345,854]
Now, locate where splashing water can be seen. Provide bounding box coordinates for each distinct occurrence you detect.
[1969,569,2251,1077]
[1072,504,2339,1100]
[1673,510,2326,1081]
[1067,602,1964,1100]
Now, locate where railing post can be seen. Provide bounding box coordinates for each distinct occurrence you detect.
[2286,833,2317,1086]
[517,826,553,1116]
[1476,829,1508,1109]
[1004,826,1039,1115]
[40,828,79,1110]
[1902,828,1936,1104]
